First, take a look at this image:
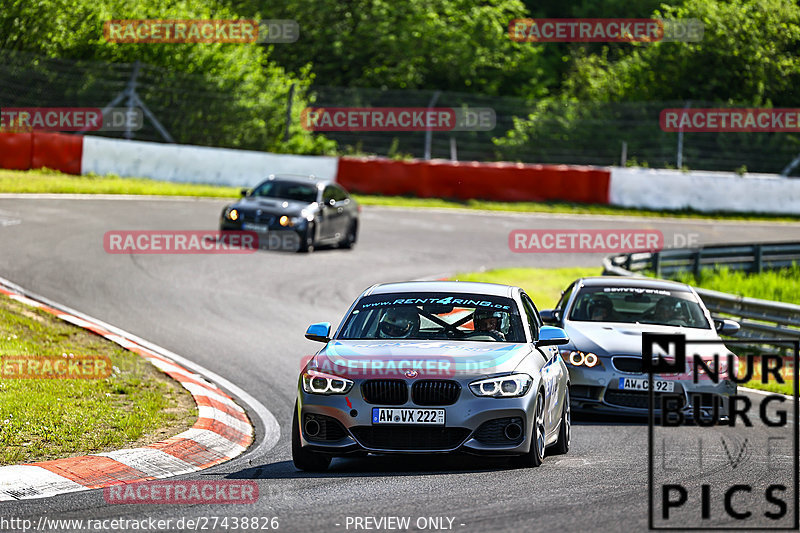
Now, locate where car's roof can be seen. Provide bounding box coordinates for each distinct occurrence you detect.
[259,174,333,186]
[576,276,693,292]
[364,280,517,298]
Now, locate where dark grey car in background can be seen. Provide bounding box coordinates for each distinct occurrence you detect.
[220,174,359,252]
[541,277,740,420]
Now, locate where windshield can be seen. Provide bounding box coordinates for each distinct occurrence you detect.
[338,292,526,342]
[251,181,318,203]
[568,286,711,329]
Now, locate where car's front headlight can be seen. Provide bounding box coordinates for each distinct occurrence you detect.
[469,373,532,398]
[562,350,603,369]
[302,370,353,395]
[224,207,239,221]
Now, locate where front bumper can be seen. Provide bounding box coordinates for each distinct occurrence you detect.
[568,359,736,418]
[296,379,538,456]
[220,219,303,251]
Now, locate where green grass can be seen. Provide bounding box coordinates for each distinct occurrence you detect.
[744,379,793,396]
[452,266,601,309]
[352,194,800,222]
[2,168,800,222]
[0,168,240,197]
[670,266,800,305]
[0,293,196,465]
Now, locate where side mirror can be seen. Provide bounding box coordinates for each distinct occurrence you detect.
[305,322,332,343]
[240,188,249,197]
[539,309,560,325]
[536,325,570,346]
[714,318,740,336]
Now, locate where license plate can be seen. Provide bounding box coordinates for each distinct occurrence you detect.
[372,408,445,425]
[618,377,675,392]
[242,222,269,233]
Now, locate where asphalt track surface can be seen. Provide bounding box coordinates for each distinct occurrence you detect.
[0,196,798,532]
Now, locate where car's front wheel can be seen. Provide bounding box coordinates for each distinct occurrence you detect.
[513,390,546,468]
[297,223,315,253]
[339,220,358,249]
[291,403,331,471]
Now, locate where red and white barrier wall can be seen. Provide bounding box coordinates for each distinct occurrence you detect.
[2,132,799,215]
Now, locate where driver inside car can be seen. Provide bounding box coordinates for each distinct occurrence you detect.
[378,307,420,338]
[588,295,614,321]
[472,309,507,341]
[652,297,679,323]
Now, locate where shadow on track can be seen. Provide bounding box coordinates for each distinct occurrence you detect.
[225,454,518,480]
[572,411,650,426]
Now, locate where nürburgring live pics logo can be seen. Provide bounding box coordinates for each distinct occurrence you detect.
[645,333,799,530]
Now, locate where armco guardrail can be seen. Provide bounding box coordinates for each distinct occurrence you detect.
[602,242,800,348]
[604,241,800,278]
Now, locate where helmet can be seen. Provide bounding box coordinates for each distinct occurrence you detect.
[378,307,420,338]
[654,297,677,316]
[473,309,508,332]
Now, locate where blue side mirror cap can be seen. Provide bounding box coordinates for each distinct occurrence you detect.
[537,325,569,346]
[305,322,332,343]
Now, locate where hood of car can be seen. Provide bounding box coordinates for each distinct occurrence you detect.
[232,196,314,217]
[310,339,532,379]
[563,321,725,357]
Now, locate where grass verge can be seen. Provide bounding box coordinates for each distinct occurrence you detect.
[0,292,196,465]
[2,168,800,222]
[0,168,240,197]
[452,266,601,309]
[670,265,800,305]
[744,379,793,396]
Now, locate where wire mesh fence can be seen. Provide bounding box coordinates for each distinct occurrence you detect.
[2,49,799,175]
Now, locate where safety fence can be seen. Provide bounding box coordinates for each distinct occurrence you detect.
[3,49,800,173]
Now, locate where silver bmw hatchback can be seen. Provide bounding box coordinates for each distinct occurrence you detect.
[292,280,571,471]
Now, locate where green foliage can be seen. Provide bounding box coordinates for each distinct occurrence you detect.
[251,0,554,98]
[563,0,800,104]
[493,0,800,170]
[0,0,335,154]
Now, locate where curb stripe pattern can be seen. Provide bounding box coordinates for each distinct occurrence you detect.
[0,282,255,501]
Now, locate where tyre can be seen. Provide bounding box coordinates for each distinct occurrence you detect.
[551,387,570,455]
[297,223,315,253]
[512,390,546,468]
[291,403,331,471]
[340,220,358,249]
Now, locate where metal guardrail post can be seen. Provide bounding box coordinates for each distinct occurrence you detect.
[753,244,763,274]
[652,252,661,277]
[693,249,702,279]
